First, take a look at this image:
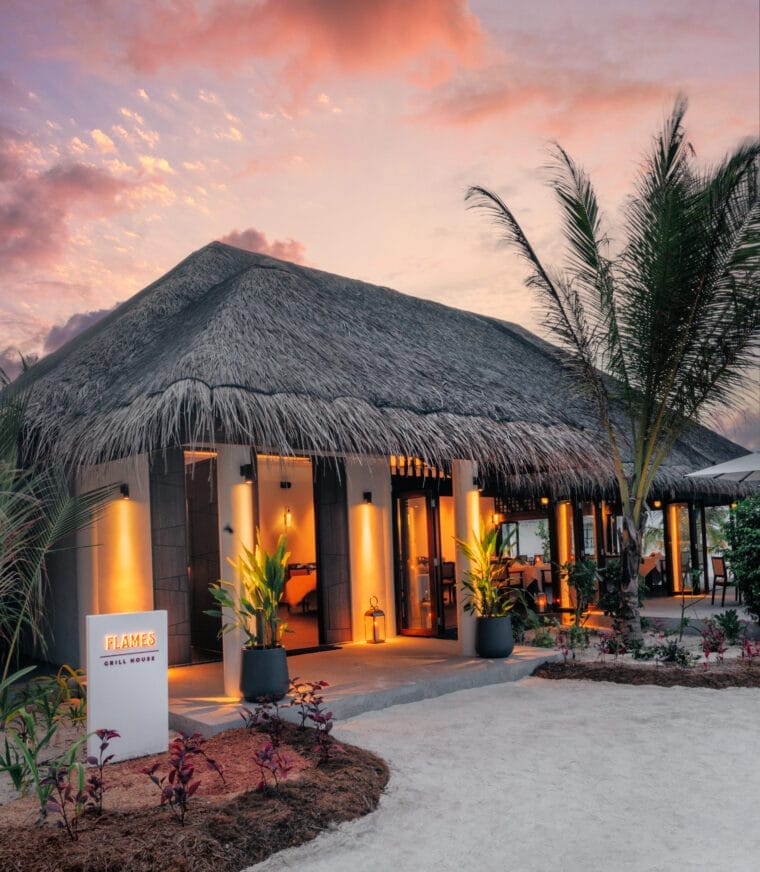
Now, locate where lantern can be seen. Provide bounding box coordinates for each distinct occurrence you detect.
[535,592,548,613]
[364,596,386,644]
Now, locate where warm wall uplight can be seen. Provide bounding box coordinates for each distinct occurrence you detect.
[540,496,550,506]
[653,499,662,509]
[103,497,147,613]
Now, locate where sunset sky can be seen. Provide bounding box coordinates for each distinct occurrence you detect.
[1,0,758,447]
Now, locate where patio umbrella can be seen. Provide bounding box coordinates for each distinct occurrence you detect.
[686,452,760,482]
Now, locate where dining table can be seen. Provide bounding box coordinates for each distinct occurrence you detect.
[508,561,552,591]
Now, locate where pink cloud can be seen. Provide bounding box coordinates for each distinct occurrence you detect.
[118,0,483,98]
[0,128,133,268]
[219,227,307,264]
[712,406,760,452]
[418,66,672,127]
[42,306,116,353]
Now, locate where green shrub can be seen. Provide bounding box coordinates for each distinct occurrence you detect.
[714,609,743,645]
[726,494,760,623]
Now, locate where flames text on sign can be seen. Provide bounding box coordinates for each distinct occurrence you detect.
[104,631,156,651]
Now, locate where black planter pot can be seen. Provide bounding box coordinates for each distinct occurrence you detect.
[240,646,290,701]
[475,616,514,659]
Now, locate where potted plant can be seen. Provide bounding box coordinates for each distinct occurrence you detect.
[206,531,290,701]
[456,525,517,658]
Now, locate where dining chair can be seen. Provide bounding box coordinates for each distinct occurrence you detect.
[441,561,456,605]
[711,555,740,606]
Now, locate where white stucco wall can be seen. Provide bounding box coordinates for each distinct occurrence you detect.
[74,455,153,667]
[346,458,395,642]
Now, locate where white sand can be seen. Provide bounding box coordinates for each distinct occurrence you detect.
[247,677,760,872]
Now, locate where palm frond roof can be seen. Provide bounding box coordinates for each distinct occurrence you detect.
[13,242,748,497]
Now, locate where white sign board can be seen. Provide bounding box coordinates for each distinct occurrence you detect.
[86,610,168,762]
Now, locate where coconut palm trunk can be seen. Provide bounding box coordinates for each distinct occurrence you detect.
[467,97,760,641]
[619,503,645,638]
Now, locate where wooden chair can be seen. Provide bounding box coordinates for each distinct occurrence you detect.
[711,555,739,606]
[283,567,317,613]
[441,561,456,605]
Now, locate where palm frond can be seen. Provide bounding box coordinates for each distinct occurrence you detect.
[466,183,624,465]
[468,97,759,533]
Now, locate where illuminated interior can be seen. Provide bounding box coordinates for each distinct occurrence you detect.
[668,503,692,593]
[438,496,455,563]
[556,500,573,613]
[257,454,318,650]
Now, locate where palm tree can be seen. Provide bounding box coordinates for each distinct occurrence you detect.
[0,391,110,680]
[467,98,760,639]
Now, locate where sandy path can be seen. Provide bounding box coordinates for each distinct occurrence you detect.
[247,677,760,872]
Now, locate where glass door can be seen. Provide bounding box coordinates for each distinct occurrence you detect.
[396,493,438,635]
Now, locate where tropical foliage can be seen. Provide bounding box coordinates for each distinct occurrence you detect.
[467,97,760,639]
[564,558,599,627]
[207,532,290,648]
[726,493,760,622]
[456,525,516,618]
[0,392,109,680]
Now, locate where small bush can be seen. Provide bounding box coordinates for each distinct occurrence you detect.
[596,631,627,661]
[714,609,743,645]
[143,732,225,826]
[654,638,697,668]
[629,638,656,661]
[532,618,557,648]
[700,619,728,665]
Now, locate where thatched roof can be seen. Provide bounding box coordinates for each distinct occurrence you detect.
[11,242,749,496]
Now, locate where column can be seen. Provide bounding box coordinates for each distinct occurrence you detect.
[216,445,256,698]
[452,459,479,657]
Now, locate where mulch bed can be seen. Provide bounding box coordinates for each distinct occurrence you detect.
[0,724,389,872]
[533,659,760,689]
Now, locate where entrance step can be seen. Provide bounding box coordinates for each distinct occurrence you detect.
[169,640,561,737]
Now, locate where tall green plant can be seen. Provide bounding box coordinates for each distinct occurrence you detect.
[726,493,760,623]
[0,393,110,679]
[565,559,599,627]
[207,532,290,648]
[456,525,516,618]
[467,98,759,640]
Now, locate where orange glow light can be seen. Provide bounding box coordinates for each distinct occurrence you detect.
[102,497,147,613]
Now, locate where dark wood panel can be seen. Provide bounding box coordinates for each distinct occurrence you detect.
[313,459,352,643]
[149,448,191,665]
[186,459,222,653]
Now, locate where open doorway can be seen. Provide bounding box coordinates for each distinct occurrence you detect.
[393,489,458,638]
[256,455,320,651]
[184,450,222,660]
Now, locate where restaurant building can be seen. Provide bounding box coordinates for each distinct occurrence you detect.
[15,243,748,693]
